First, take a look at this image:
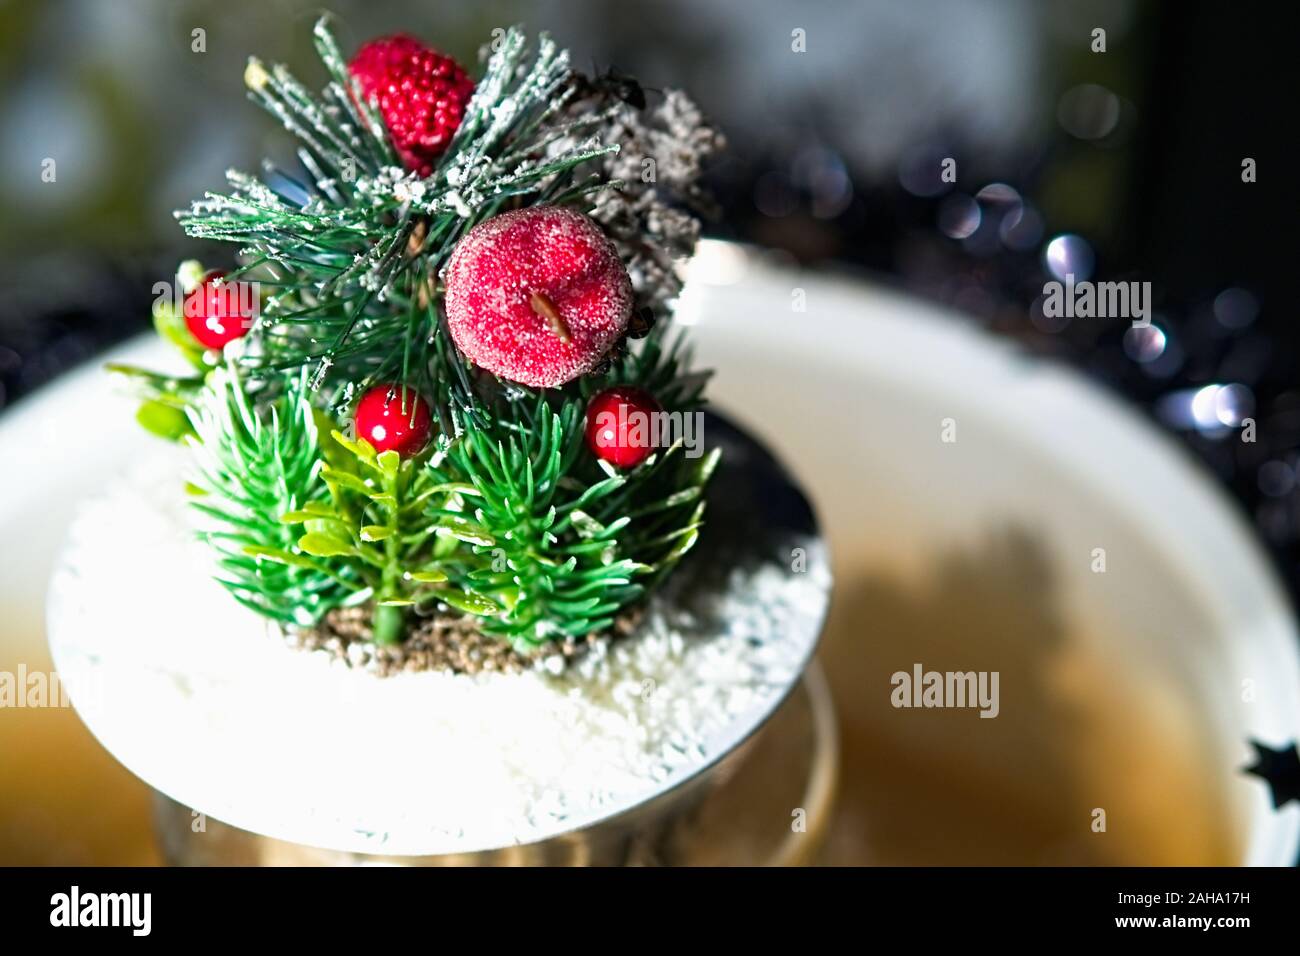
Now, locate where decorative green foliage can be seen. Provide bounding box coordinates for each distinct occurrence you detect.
[269,427,496,644]
[135,399,193,441]
[185,354,715,649]
[106,268,213,440]
[185,367,347,625]
[175,16,617,401]
[423,393,716,650]
[591,434,720,588]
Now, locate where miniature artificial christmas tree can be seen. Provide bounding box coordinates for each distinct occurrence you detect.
[111,16,724,659]
[51,16,829,860]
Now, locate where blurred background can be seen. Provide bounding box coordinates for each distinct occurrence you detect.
[1,0,1293,589]
[1,0,1296,865]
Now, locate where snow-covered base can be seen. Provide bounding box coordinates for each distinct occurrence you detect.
[47,445,828,855]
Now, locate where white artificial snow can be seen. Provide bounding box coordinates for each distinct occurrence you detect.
[47,446,827,855]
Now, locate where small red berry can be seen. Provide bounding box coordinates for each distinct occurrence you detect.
[444,207,634,388]
[183,271,257,350]
[585,387,663,469]
[355,385,433,457]
[348,34,475,176]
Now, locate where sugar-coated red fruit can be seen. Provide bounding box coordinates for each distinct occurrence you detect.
[585,387,663,469]
[183,271,256,350]
[348,34,475,176]
[355,385,433,457]
[443,207,634,388]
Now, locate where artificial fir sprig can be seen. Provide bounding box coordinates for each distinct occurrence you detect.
[417,382,718,649]
[426,397,636,648]
[185,366,349,625]
[176,16,617,401]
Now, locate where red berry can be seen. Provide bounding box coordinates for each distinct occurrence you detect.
[183,271,256,350]
[443,207,633,388]
[348,35,475,176]
[355,385,433,457]
[585,387,663,469]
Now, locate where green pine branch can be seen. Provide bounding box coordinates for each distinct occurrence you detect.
[185,366,349,625]
[174,16,618,403]
[423,392,714,651]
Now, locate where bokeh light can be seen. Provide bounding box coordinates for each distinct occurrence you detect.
[1042,234,1095,282]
